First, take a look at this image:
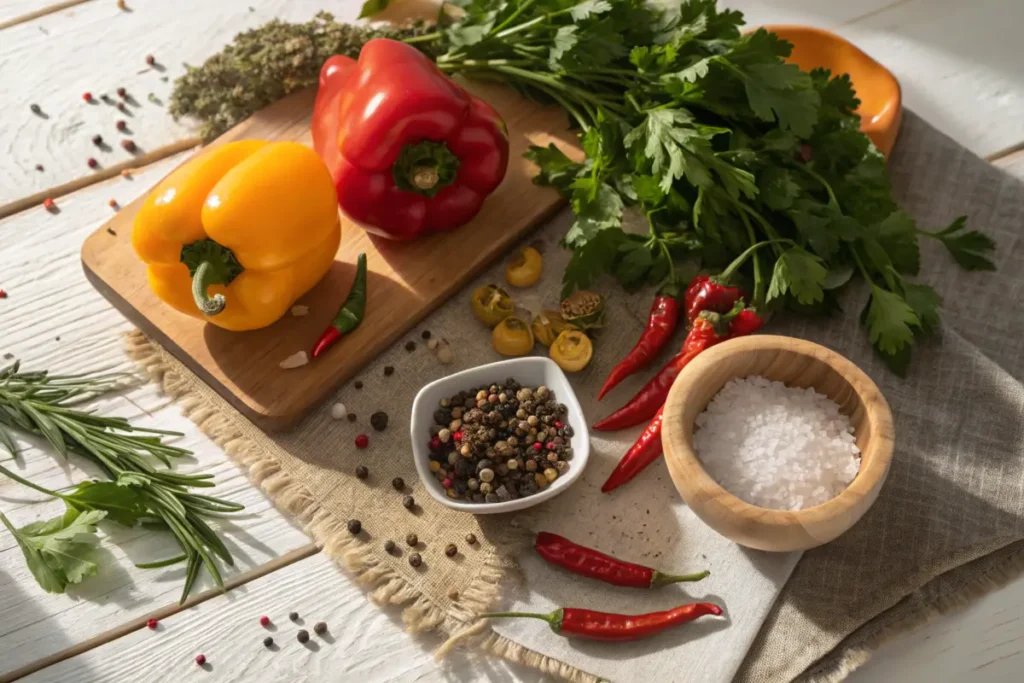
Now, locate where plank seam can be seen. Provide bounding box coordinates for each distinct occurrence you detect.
[0,0,96,32]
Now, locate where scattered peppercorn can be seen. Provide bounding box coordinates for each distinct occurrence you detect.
[116,87,127,98]
[355,465,368,479]
[384,539,396,553]
[466,533,477,545]
[313,622,328,636]
[87,157,98,169]
[91,134,103,146]
[108,199,118,210]
[354,380,363,389]
[147,618,158,629]
[117,0,127,10]
[421,330,431,340]
[35,164,44,171]
[370,411,389,432]
[263,636,274,648]
[289,612,299,622]
[402,494,415,510]
[383,365,394,376]
[392,477,405,491]
[106,227,117,236]
[117,101,128,113]
[448,589,459,600]
[148,93,160,105]
[145,54,156,66]
[30,103,41,114]
[101,93,114,104]
[406,533,418,546]
[116,120,127,131]
[347,519,362,535]
[409,552,422,568]
[405,340,416,352]
[259,615,270,627]
[43,198,56,212]
[297,630,310,644]
[445,543,458,557]
[195,654,206,666]
[347,412,357,422]
[82,92,93,102]
[121,139,137,152]
[355,434,369,449]
[120,167,133,178]
[0,290,6,299]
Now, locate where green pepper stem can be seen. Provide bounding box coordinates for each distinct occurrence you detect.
[481,611,556,624]
[650,569,711,588]
[192,261,227,316]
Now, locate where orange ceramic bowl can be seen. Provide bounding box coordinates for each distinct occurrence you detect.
[763,25,902,158]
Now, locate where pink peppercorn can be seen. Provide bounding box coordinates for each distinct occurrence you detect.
[43,198,56,211]
[355,434,369,449]
[195,654,206,666]
[430,436,441,450]
[546,442,555,450]
[116,120,127,131]
[442,478,452,488]
[532,442,542,451]
[87,157,98,169]
[146,618,158,630]
[453,430,463,442]
[554,421,564,429]
[82,92,93,102]
[259,615,270,627]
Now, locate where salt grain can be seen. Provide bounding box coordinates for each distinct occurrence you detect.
[693,376,860,510]
[330,402,347,420]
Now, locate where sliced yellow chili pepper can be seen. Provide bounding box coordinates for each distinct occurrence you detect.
[492,316,535,356]
[471,284,515,327]
[550,330,593,372]
[505,246,543,287]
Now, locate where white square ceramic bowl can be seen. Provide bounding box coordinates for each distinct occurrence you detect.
[410,357,590,514]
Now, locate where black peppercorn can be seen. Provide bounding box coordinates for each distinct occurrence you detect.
[383,365,394,376]
[347,412,357,422]
[297,629,309,644]
[404,340,416,352]
[314,622,328,635]
[465,533,477,545]
[355,465,368,479]
[354,380,363,389]
[445,543,458,557]
[408,552,422,568]
[384,539,396,553]
[421,330,431,340]
[91,134,103,146]
[289,611,299,621]
[347,519,362,535]
[370,411,389,432]
[145,54,156,66]
[263,636,274,648]
[392,477,405,491]
[406,532,418,546]
[402,494,415,510]
[30,103,41,114]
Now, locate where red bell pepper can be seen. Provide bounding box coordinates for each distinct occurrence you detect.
[311,39,509,240]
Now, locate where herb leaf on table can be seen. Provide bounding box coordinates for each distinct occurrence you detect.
[0,508,104,594]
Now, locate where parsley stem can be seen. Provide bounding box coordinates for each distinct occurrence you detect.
[402,32,442,45]
[738,210,766,310]
[491,0,537,35]
[732,200,785,256]
[486,65,628,114]
[852,247,876,286]
[797,165,841,211]
[494,10,568,40]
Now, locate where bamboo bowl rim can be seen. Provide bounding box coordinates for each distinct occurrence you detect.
[662,335,895,549]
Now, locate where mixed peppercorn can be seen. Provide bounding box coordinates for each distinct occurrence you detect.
[426,379,573,503]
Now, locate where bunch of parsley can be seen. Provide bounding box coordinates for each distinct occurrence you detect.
[435,0,995,373]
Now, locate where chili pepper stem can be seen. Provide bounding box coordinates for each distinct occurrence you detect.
[480,610,562,632]
[191,261,227,316]
[650,569,711,587]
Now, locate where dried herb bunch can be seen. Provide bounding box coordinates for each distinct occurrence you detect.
[170,12,442,141]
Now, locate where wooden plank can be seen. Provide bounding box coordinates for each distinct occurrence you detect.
[0,152,313,678]
[0,0,93,31]
[80,82,579,430]
[16,552,551,683]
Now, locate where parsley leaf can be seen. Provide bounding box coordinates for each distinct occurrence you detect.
[1,508,105,594]
[525,144,583,193]
[863,285,919,358]
[767,248,828,305]
[901,281,942,336]
[925,216,997,271]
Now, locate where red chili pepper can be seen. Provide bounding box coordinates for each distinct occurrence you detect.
[600,406,666,493]
[593,313,724,432]
[311,254,367,359]
[311,40,509,240]
[683,274,743,323]
[482,602,722,641]
[728,308,764,338]
[597,283,680,400]
[534,532,709,588]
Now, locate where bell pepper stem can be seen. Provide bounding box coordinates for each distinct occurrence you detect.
[650,569,711,588]
[192,261,227,316]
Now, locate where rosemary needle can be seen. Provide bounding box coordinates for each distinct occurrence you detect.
[0,361,243,602]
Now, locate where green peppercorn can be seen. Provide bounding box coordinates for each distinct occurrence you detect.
[347,519,361,535]
[445,543,458,557]
[297,630,310,644]
[314,622,328,636]
[406,533,418,546]
[355,465,368,479]
[402,495,415,510]
[409,552,422,568]
[371,411,389,431]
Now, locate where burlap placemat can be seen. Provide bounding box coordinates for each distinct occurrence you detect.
[126,110,1024,682]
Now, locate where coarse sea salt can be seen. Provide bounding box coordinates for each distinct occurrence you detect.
[692,375,860,511]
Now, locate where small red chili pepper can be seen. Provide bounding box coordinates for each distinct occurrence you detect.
[593,311,728,432]
[482,602,722,641]
[683,274,743,323]
[146,618,158,629]
[311,254,367,359]
[355,434,369,449]
[535,532,709,588]
[82,92,93,102]
[728,308,764,338]
[601,406,667,493]
[195,654,206,666]
[598,282,681,400]
[259,615,270,627]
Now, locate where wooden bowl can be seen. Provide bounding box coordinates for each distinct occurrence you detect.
[662,335,894,552]
[764,25,903,158]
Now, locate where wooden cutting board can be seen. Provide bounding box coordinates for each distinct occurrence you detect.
[81,83,580,430]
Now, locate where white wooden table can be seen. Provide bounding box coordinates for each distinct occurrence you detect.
[1,1,1023,681]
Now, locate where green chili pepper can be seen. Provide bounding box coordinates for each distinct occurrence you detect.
[311,253,367,358]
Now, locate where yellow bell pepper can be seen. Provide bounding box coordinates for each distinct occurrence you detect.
[132,140,341,331]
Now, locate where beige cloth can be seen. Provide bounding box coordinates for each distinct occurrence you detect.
[129,111,1024,683]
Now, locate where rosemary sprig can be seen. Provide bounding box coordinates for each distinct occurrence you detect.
[0,361,244,603]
